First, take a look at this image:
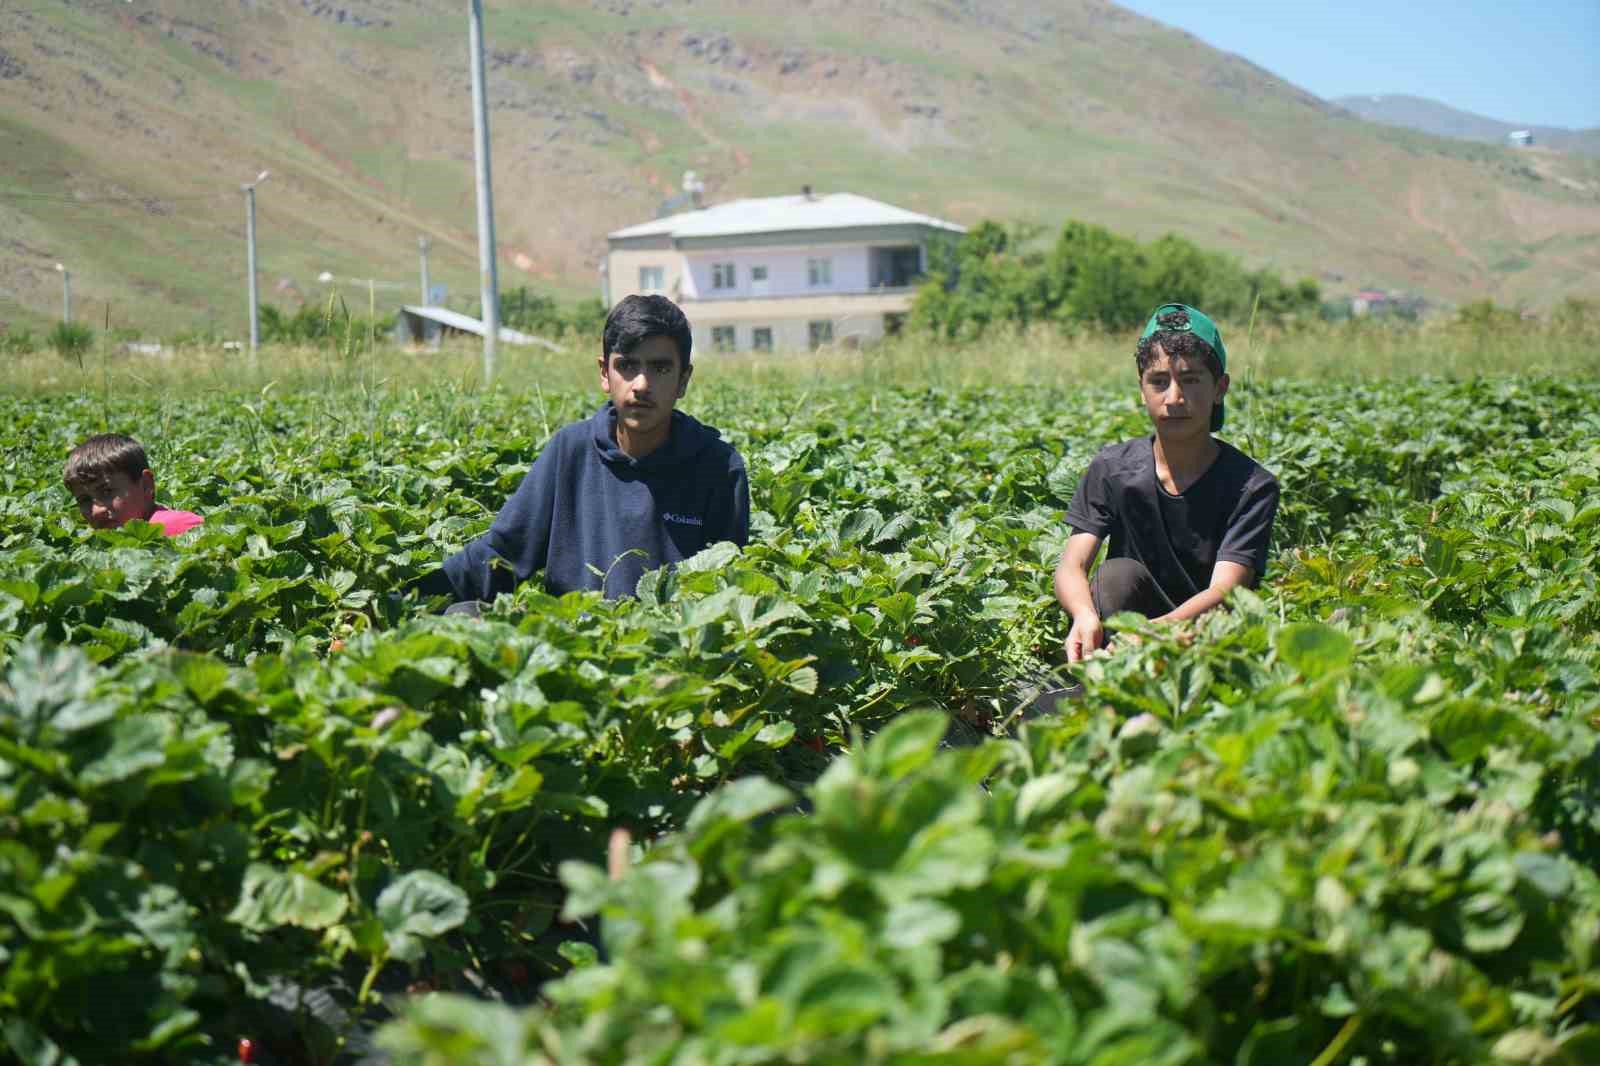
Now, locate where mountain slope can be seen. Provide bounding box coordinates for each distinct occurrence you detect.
[3,0,1598,336]
[1332,94,1600,158]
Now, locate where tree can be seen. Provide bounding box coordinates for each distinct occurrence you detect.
[909,217,1322,337]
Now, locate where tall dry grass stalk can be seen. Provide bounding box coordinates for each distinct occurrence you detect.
[2,314,1594,398]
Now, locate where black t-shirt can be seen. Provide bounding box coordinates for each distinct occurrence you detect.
[1065,437,1280,604]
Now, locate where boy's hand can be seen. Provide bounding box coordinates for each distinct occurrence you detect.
[1065,613,1103,662]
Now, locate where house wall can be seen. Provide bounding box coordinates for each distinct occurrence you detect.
[680,291,913,354]
[606,247,686,302]
[681,245,873,300]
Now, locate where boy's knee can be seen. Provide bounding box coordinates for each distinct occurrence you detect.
[1092,558,1158,618]
[1095,557,1153,594]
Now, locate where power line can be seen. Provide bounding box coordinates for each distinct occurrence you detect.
[0,190,234,205]
[0,2,138,15]
[5,194,481,266]
[4,207,467,267]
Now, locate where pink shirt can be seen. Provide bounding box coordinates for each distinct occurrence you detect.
[149,509,204,537]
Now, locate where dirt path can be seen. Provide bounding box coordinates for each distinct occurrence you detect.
[637,60,752,171]
[1407,175,1484,276]
[288,122,478,262]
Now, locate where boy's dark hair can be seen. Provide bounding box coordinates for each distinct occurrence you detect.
[602,294,692,369]
[63,433,148,490]
[1134,307,1223,379]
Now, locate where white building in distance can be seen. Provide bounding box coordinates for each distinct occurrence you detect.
[604,189,965,354]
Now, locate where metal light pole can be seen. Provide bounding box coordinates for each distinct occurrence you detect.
[54,262,71,324]
[418,236,432,305]
[243,170,270,363]
[468,0,500,382]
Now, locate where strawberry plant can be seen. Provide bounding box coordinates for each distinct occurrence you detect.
[2,375,1597,1064]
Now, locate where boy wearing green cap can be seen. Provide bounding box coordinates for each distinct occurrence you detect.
[1054,303,1279,661]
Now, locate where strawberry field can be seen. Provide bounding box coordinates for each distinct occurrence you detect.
[2,374,1598,1066]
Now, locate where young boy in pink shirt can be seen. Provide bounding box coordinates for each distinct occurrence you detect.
[63,433,204,537]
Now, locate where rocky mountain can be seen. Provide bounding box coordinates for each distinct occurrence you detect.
[1332,94,1600,158]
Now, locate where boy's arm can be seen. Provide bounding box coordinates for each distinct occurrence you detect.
[437,448,559,602]
[705,455,750,546]
[1156,473,1278,624]
[437,534,521,603]
[1054,531,1104,661]
[1153,560,1254,623]
[1056,453,1113,661]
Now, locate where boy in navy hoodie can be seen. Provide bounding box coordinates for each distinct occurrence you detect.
[420,294,749,604]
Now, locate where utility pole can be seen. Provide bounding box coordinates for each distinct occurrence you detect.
[54,263,71,324]
[418,236,432,305]
[243,170,270,363]
[468,0,499,382]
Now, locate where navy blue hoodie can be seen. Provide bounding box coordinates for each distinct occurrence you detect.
[434,404,748,600]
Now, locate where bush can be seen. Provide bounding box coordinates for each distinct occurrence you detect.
[260,301,392,346]
[1454,298,1523,333]
[48,321,94,358]
[0,327,40,355]
[1545,295,1599,341]
[493,288,607,343]
[164,327,225,350]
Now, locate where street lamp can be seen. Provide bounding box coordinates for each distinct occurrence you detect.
[54,262,71,324]
[418,236,432,306]
[243,170,270,363]
[469,0,500,382]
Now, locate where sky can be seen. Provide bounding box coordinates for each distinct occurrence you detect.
[1116,1,1600,130]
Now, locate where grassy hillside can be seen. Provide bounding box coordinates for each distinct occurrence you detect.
[3,0,1599,338]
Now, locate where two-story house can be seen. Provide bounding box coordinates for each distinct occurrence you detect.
[603,190,965,354]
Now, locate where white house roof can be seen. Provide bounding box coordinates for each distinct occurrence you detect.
[399,306,564,351]
[608,192,966,241]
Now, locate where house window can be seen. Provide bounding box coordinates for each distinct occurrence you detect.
[808,320,834,349]
[807,258,833,287]
[711,325,736,352]
[638,265,665,293]
[751,326,773,352]
[750,264,769,295]
[711,262,737,290]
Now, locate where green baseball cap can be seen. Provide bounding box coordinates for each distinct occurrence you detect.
[1140,303,1228,430]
